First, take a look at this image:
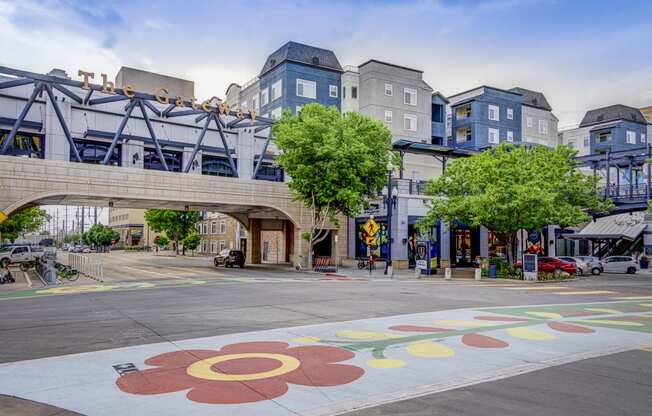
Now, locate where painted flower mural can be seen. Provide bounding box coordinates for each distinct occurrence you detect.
[116,341,364,404]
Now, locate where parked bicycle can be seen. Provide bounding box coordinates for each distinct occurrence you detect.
[55,263,79,282]
[357,257,376,270]
[19,259,38,272]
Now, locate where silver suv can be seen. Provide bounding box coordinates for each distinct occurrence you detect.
[602,256,639,274]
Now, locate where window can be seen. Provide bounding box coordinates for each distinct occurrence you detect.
[144,148,182,172]
[220,222,226,234]
[202,223,208,234]
[219,240,226,251]
[404,88,417,106]
[71,139,119,165]
[488,128,499,144]
[202,155,235,177]
[296,79,316,99]
[211,222,217,234]
[252,95,258,110]
[352,86,358,99]
[584,137,590,147]
[526,116,533,128]
[507,108,514,120]
[295,106,303,114]
[329,85,338,98]
[271,107,282,120]
[210,240,217,254]
[260,88,269,106]
[642,134,647,144]
[488,104,499,121]
[384,83,393,96]
[342,86,346,99]
[1,132,44,159]
[201,240,207,253]
[596,131,611,143]
[403,114,417,131]
[538,120,548,134]
[271,79,282,101]
[507,130,514,142]
[384,110,393,124]
[626,130,636,144]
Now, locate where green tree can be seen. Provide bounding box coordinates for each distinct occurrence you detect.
[144,209,200,255]
[0,207,49,243]
[182,233,200,253]
[83,224,119,250]
[153,235,170,252]
[273,104,393,267]
[420,143,612,264]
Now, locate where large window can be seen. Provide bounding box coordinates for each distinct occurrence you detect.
[538,119,548,134]
[404,88,417,106]
[626,130,636,144]
[71,139,120,165]
[202,154,235,177]
[403,114,417,131]
[384,110,393,124]
[488,104,499,121]
[351,86,358,99]
[507,108,514,120]
[329,85,338,98]
[296,79,316,99]
[384,83,393,96]
[1,131,44,159]
[260,88,269,106]
[144,148,182,172]
[271,80,282,101]
[271,106,282,120]
[254,162,284,182]
[507,130,514,142]
[488,128,499,144]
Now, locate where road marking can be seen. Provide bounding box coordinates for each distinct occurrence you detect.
[122,266,186,279]
[640,346,652,352]
[613,296,652,300]
[554,290,616,295]
[501,286,568,290]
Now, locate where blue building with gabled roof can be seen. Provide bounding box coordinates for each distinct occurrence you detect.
[257,41,343,119]
[579,104,648,154]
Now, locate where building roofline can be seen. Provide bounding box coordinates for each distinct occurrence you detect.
[358,59,423,74]
[432,91,450,104]
[447,85,522,100]
[260,59,344,77]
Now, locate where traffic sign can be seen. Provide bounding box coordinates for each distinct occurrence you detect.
[363,218,379,237]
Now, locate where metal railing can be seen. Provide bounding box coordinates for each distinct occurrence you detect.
[68,253,103,281]
[599,184,649,201]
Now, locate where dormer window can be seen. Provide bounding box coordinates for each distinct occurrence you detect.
[270,59,276,67]
[312,56,320,66]
[597,115,604,122]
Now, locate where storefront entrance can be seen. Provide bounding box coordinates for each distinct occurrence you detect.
[450,224,479,267]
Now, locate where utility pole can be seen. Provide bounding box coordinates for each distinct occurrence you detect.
[81,205,85,244]
[94,206,98,225]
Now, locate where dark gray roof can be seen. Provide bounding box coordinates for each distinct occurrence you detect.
[259,41,343,76]
[579,104,648,127]
[509,87,552,111]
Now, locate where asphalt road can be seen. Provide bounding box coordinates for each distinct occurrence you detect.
[0,256,651,415]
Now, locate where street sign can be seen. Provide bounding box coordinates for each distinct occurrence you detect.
[363,218,379,237]
[523,254,538,281]
[0,211,6,225]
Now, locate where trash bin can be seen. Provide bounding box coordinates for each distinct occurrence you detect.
[488,264,498,278]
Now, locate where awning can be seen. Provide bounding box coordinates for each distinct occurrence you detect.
[393,140,475,157]
[563,212,646,241]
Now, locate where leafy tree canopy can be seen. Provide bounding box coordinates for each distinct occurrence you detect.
[420,144,612,262]
[0,207,49,243]
[154,235,170,248]
[182,233,200,251]
[144,209,200,255]
[83,224,119,247]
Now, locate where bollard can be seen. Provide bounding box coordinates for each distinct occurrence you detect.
[474,268,482,281]
[445,267,452,280]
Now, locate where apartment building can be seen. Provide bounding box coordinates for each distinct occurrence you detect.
[510,87,558,147]
[197,213,241,255]
[108,208,158,247]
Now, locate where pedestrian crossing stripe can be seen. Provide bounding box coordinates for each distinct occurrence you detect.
[554,291,616,295]
[501,286,568,290]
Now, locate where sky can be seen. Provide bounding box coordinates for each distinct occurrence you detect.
[1,0,651,229]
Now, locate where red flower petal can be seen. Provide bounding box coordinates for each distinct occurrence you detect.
[219,341,290,354]
[389,325,452,332]
[144,349,220,368]
[186,377,289,404]
[281,362,364,387]
[473,316,530,322]
[462,333,509,348]
[286,345,355,363]
[117,365,194,395]
[548,322,595,333]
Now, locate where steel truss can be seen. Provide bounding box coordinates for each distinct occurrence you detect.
[0,66,274,178]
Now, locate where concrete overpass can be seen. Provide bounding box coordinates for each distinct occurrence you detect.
[0,156,346,265]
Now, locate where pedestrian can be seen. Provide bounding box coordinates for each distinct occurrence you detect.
[0,264,15,284]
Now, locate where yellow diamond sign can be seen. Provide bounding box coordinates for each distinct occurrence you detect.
[363,218,379,238]
[0,211,7,225]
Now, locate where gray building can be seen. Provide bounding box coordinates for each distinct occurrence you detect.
[510,87,559,148]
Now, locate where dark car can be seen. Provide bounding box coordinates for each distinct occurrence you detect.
[214,249,245,268]
[517,256,576,276]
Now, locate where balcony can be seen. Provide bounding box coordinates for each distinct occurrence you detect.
[455,104,472,120]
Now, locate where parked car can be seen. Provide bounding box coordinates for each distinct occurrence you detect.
[517,256,577,276]
[557,256,585,275]
[574,256,604,275]
[214,249,245,268]
[601,256,639,274]
[0,245,44,267]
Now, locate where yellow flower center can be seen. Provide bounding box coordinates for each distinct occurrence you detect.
[186,353,300,382]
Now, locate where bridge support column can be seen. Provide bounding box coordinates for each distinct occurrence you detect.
[644,214,652,257]
[284,220,294,263]
[247,219,262,264]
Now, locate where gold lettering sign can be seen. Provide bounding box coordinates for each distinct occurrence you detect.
[236,109,244,119]
[175,96,184,107]
[190,97,198,110]
[201,99,211,112]
[100,73,115,94]
[249,110,257,122]
[218,102,230,115]
[78,70,95,90]
[123,85,135,98]
[155,88,170,105]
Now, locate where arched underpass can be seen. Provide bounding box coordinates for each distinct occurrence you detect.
[0,155,347,265]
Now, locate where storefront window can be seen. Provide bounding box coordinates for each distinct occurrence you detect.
[144,148,182,172]
[407,219,438,268]
[71,139,120,165]
[354,217,389,260]
[0,131,44,158]
[254,162,284,182]
[488,231,507,260]
[202,155,236,177]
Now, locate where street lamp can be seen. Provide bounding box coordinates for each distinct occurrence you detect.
[383,159,398,276]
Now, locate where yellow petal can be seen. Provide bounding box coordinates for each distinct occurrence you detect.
[367,358,406,369]
[290,336,321,344]
[525,312,563,319]
[640,304,652,307]
[406,341,455,358]
[585,308,621,314]
[336,330,401,340]
[507,327,556,340]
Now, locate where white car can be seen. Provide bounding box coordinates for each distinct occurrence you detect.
[601,256,639,274]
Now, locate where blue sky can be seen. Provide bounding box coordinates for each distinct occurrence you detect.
[0,0,651,127]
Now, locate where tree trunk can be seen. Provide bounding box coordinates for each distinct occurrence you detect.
[506,234,516,265]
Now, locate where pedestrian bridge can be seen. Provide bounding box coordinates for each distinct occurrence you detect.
[0,155,344,265]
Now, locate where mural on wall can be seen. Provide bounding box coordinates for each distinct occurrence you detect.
[355,217,388,259]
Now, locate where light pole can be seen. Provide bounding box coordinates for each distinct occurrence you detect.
[383,161,397,276]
